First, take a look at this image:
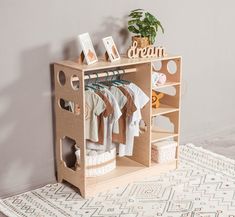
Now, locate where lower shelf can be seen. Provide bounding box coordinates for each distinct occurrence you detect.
[85,157,177,197]
[86,157,145,186]
[152,104,179,116]
[151,129,178,143]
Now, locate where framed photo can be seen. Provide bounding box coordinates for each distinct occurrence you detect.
[102,36,120,62]
[78,33,98,65]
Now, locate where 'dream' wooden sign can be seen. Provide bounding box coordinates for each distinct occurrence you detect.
[127,41,167,59]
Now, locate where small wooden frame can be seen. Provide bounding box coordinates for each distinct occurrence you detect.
[78,33,98,65]
[53,54,182,198]
[102,36,120,62]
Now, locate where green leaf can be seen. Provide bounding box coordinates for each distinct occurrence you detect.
[132,14,143,19]
[128,11,143,18]
[151,35,156,44]
[140,26,152,37]
[153,23,158,32]
[143,17,151,26]
[145,12,156,24]
[131,8,143,12]
[128,19,138,25]
[128,25,140,34]
[155,20,164,33]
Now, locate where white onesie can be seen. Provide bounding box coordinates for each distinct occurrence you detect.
[119,83,149,156]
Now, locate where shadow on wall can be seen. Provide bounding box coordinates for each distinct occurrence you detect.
[62,39,79,60]
[56,16,130,62]
[0,15,130,197]
[93,16,130,56]
[0,45,56,197]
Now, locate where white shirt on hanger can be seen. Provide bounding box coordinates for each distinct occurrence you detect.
[110,86,127,133]
[119,83,149,157]
[85,89,106,142]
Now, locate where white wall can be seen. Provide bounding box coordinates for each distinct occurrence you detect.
[0,0,235,197]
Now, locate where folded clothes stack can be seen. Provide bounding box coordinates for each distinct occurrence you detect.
[152,72,166,88]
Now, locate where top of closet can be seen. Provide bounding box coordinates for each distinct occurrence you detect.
[55,54,181,71]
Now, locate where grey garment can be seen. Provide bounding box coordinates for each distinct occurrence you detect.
[85,89,106,142]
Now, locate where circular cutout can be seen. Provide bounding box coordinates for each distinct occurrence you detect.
[153,61,162,71]
[167,60,177,74]
[71,75,80,90]
[58,71,66,86]
[58,98,65,109]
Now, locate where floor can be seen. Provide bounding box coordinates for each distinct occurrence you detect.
[194,129,235,160]
[1,130,235,217]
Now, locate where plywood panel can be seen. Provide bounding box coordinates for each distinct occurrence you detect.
[160,85,180,108]
[54,64,86,197]
[156,57,181,83]
[152,104,179,116]
[123,63,152,167]
[55,55,182,71]
[151,130,178,143]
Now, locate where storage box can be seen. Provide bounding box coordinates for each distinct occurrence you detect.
[75,145,116,177]
[151,141,177,163]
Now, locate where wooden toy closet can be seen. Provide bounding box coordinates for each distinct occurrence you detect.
[53,55,182,198]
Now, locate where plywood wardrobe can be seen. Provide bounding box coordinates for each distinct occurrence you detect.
[53,55,182,198]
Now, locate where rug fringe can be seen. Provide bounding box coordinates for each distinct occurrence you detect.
[185,143,235,163]
[181,143,235,178]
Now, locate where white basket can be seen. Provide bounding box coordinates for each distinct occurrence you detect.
[151,141,177,163]
[75,146,116,177]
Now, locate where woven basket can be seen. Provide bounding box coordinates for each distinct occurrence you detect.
[132,36,150,48]
[152,141,177,163]
[75,145,116,177]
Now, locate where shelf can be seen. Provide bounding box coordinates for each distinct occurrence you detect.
[86,157,146,186]
[55,55,182,72]
[85,157,177,197]
[152,104,179,116]
[151,129,178,143]
[153,81,180,90]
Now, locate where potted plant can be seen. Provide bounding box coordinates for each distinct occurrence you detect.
[128,9,164,48]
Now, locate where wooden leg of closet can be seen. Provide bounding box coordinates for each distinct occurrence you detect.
[79,188,86,198]
[57,171,63,183]
[176,145,180,169]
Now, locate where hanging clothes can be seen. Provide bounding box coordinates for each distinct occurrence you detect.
[101,88,123,150]
[109,86,127,134]
[112,86,137,144]
[96,91,114,145]
[86,87,123,151]
[83,80,149,158]
[85,89,106,142]
[119,83,149,156]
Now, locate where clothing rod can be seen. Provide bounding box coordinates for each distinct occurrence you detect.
[71,68,137,81]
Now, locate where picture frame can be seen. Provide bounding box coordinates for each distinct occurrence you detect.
[102,36,120,62]
[78,33,98,65]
